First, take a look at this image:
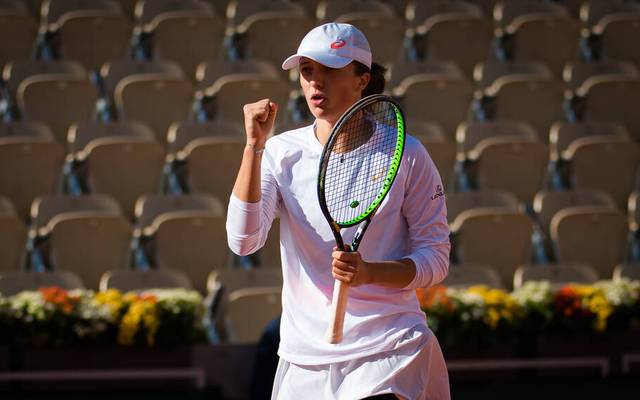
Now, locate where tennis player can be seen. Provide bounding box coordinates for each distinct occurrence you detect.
[227,23,451,400]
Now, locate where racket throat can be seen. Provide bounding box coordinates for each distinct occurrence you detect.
[350,219,370,252]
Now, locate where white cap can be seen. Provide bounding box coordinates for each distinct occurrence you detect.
[282,23,372,70]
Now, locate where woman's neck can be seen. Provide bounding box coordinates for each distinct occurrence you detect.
[314,119,334,146]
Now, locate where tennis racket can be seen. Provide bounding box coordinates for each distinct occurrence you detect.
[317,94,406,344]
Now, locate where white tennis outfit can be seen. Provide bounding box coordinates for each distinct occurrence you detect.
[226,123,451,399]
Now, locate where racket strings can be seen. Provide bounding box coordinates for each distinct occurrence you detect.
[324,101,399,225]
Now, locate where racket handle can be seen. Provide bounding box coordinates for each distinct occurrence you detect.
[326,279,349,344]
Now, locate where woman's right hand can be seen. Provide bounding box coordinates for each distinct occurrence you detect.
[243,99,278,148]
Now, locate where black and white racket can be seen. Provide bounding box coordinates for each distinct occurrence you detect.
[317,94,406,344]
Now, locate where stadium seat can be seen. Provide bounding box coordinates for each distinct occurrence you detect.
[576,76,640,141]
[335,12,406,66]
[132,193,224,268]
[317,0,394,23]
[195,59,279,91]
[134,193,224,230]
[99,268,193,291]
[148,210,230,294]
[482,75,565,137]
[550,206,627,278]
[0,215,28,273]
[549,121,630,161]
[582,0,640,29]
[135,0,214,26]
[445,190,520,225]
[457,120,539,152]
[30,194,122,232]
[2,60,86,115]
[474,60,553,90]
[47,211,132,290]
[225,287,282,343]
[407,0,483,29]
[411,121,456,188]
[563,60,639,91]
[17,75,98,143]
[207,267,283,341]
[0,270,84,296]
[100,59,184,117]
[83,138,165,218]
[114,75,194,142]
[389,60,463,90]
[227,0,307,25]
[513,262,599,290]
[149,13,225,80]
[234,13,314,79]
[28,194,122,269]
[413,13,493,79]
[41,0,122,30]
[394,74,473,141]
[167,120,244,154]
[596,13,640,69]
[179,137,244,207]
[562,137,639,209]
[57,12,132,71]
[504,15,580,77]
[67,120,156,153]
[468,137,548,204]
[0,121,55,141]
[533,189,617,241]
[441,263,505,290]
[450,208,534,289]
[0,13,37,67]
[0,139,65,219]
[613,263,640,281]
[200,74,290,125]
[494,0,569,30]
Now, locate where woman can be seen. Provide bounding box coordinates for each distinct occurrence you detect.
[227,23,451,400]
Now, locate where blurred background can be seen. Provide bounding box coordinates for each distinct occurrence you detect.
[1,0,640,399]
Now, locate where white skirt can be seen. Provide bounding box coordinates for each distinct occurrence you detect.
[271,325,450,400]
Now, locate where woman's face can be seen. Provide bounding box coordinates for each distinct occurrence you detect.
[299,58,370,125]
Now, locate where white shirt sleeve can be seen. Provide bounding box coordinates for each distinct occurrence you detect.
[225,146,280,256]
[401,142,450,290]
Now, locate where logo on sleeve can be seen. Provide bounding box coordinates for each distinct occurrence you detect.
[431,185,444,200]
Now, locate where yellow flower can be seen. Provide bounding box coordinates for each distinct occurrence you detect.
[117,295,160,346]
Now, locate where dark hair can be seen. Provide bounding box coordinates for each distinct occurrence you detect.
[354,61,387,97]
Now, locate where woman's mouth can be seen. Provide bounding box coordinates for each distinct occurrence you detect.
[310,94,327,107]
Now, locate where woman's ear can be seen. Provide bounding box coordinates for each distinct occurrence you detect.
[359,72,371,92]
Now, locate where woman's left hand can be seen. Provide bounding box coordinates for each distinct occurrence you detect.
[331,247,371,286]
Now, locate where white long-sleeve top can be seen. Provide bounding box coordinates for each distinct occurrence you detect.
[226,123,450,365]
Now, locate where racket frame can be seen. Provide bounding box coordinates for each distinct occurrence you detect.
[316,94,406,343]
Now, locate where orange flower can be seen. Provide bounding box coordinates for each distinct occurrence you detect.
[417,285,452,310]
[139,293,158,304]
[39,286,80,314]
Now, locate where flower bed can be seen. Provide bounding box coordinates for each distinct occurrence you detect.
[0,287,206,348]
[417,279,640,358]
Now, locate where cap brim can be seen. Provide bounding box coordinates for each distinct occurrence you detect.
[281,51,354,70]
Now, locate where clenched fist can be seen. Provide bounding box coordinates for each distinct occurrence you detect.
[243,99,278,148]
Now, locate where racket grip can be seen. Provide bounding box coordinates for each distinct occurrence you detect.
[326,279,349,344]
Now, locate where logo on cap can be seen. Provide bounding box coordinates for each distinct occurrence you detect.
[330,39,346,49]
